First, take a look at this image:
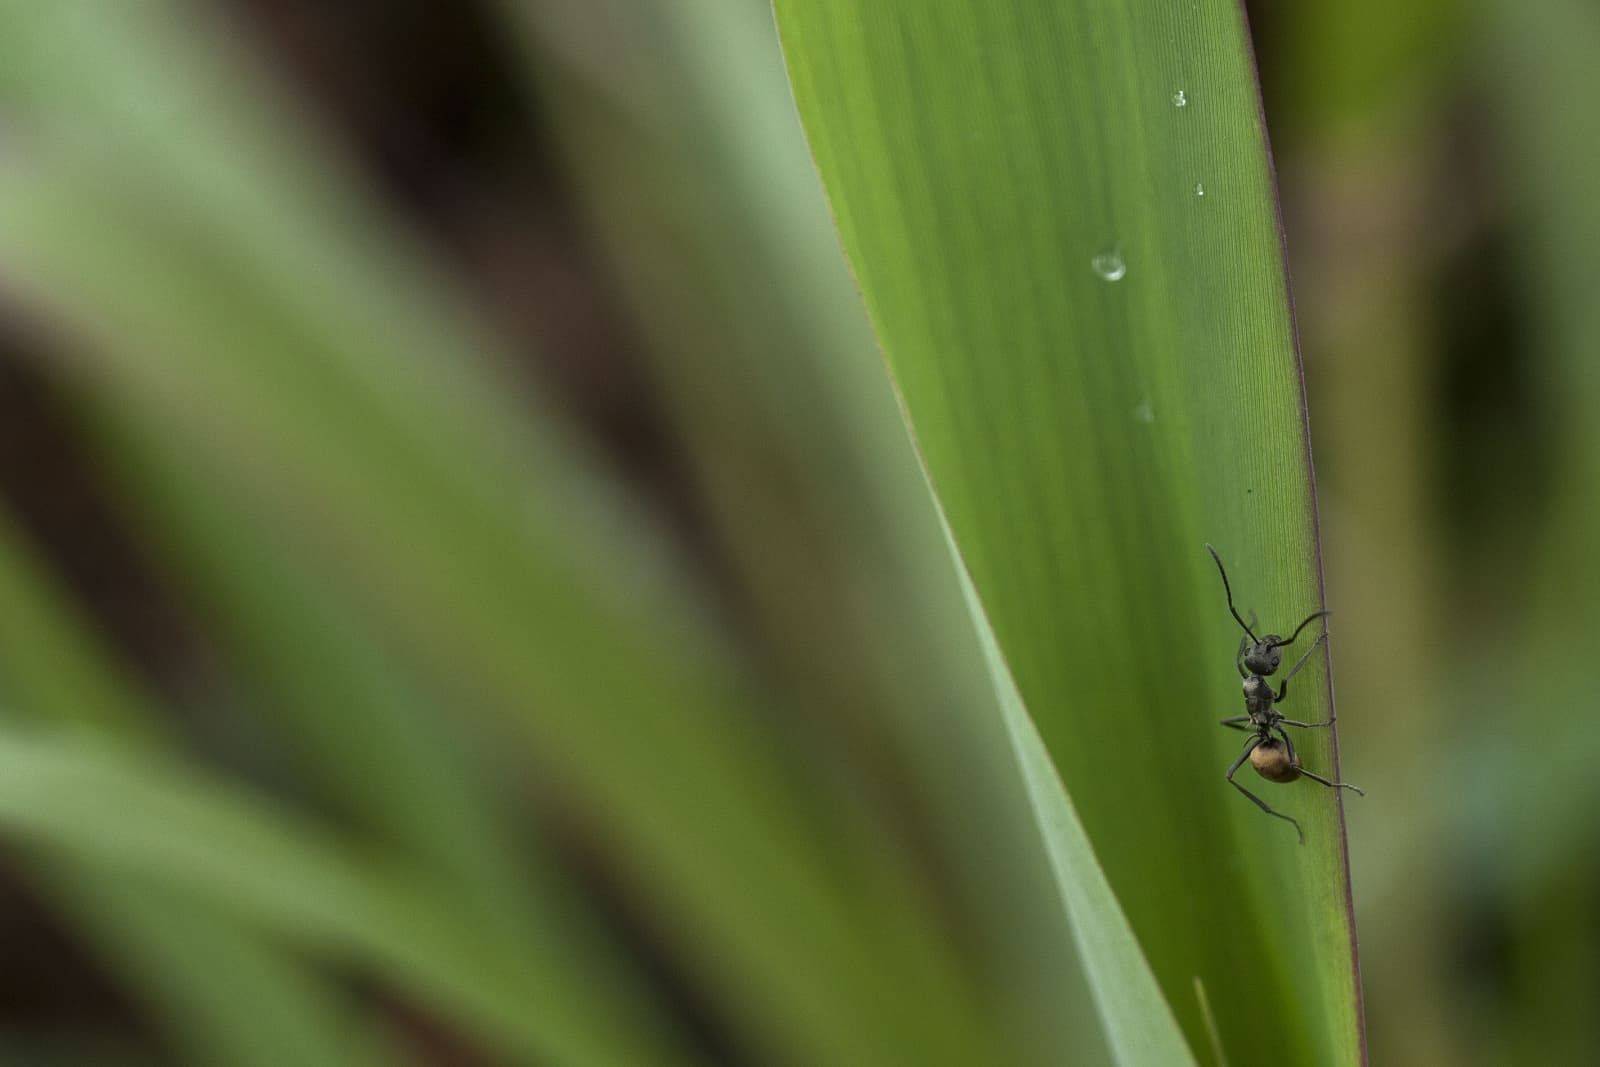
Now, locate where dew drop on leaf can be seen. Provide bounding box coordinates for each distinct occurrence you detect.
[1091,250,1126,281]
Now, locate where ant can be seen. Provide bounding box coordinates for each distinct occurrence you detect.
[1206,545,1363,844]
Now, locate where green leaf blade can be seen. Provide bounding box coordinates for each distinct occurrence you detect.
[777,1,1363,1063]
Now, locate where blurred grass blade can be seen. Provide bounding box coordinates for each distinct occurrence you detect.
[0,728,672,1066]
[0,479,684,1062]
[948,517,1193,1064]
[56,876,407,1067]
[81,404,622,990]
[0,509,397,1066]
[0,4,1011,1062]
[776,2,1362,1063]
[81,408,684,1055]
[0,508,161,740]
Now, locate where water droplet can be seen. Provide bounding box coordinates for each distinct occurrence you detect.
[1172,89,1188,108]
[1194,182,1206,197]
[1133,400,1156,424]
[1090,250,1126,282]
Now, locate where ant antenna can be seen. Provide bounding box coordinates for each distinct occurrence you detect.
[1205,544,1258,642]
[1268,609,1332,650]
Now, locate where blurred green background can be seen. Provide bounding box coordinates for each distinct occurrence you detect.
[0,0,1594,1064]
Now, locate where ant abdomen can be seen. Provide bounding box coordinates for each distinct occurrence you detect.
[1249,739,1301,783]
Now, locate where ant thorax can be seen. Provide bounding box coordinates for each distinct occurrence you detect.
[1242,675,1276,716]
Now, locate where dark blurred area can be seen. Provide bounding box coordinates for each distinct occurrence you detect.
[0,0,1595,1063]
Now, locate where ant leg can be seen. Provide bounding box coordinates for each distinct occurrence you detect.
[1295,765,1365,796]
[1279,718,1332,728]
[1226,739,1304,844]
[1274,726,1363,797]
[1274,632,1329,702]
[1281,632,1327,682]
[1226,737,1259,774]
[1220,715,1251,731]
[1228,773,1305,844]
[1274,725,1298,764]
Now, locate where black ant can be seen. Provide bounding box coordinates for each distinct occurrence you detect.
[1206,545,1363,844]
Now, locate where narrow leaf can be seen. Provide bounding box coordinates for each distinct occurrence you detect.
[777,1,1363,1062]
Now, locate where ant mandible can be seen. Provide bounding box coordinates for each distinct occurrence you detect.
[1206,544,1364,844]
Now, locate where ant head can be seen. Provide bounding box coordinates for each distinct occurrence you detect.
[1208,546,1332,676]
[1243,638,1284,676]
